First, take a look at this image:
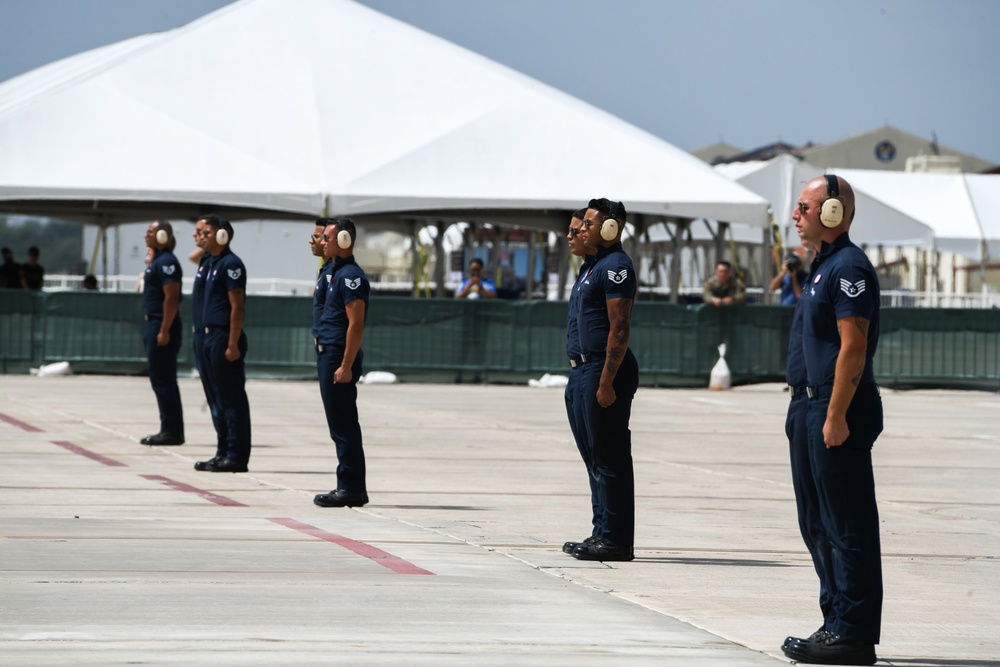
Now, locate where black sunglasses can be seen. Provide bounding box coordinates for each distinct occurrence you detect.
[797,202,810,215]
[568,227,583,237]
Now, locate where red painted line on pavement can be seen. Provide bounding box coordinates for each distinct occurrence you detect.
[0,568,395,575]
[267,517,434,576]
[0,412,44,432]
[140,474,248,507]
[51,440,127,467]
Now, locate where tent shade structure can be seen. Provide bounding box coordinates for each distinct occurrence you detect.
[833,169,1000,260]
[715,155,935,250]
[0,0,769,234]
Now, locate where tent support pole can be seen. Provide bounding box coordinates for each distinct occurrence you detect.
[526,229,536,297]
[716,222,729,265]
[88,218,106,276]
[409,220,421,297]
[761,226,771,301]
[434,221,446,298]
[981,238,989,303]
[102,224,109,287]
[670,219,688,304]
[556,235,569,300]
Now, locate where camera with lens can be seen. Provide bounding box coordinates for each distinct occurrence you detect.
[783,253,802,271]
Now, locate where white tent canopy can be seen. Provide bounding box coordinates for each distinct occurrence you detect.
[0,0,768,233]
[833,169,1000,260]
[716,156,935,250]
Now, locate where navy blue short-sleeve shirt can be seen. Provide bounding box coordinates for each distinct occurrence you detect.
[800,233,880,387]
[577,243,636,356]
[191,252,211,330]
[786,301,807,387]
[142,248,183,318]
[566,256,596,359]
[316,256,370,352]
[312,259,333,340]
[203,248,247,328]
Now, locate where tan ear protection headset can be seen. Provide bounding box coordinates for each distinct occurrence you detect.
[600,202,622,241]
[335,217,354,249]
[820,175,845,228]
[154,221,169,245]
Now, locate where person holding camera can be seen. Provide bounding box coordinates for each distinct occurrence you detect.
[455,258,496,299]
[770,249,809,305]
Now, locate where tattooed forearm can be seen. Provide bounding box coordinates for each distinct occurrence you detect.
[836,317,869,339]
[834,316,869,391]
[604,298,633,377]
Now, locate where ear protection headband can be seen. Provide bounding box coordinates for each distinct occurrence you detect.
[154,221,170,245]
[216,227,230,245]
[334,218,354,249]
[820,175,845,228]
[600,201,625,241]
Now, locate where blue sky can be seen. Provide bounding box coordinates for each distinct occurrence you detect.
[2,0,998,164]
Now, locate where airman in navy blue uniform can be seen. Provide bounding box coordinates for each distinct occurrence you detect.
[189,216,227,470]
[313,218,371,508]
[571,198,639,562]
[194,217,252,474]
[782,176,882,666]
[139,220,184,446]
[782,301,837,654]
[310,219,333,344]
[560,208,602,556]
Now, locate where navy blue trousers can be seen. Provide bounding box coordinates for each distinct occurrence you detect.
[203,329,251,465]
[143,318,184,437]
[193,330,226,457]
[317,349,366,493]
[787,393,836,630]
[805,383,884,644]
[565,365,602,535]
[580,349,639,547]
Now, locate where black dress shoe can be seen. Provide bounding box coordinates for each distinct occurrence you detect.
[571,538,634,562]
[313,489,369,508]
[140,432,184,446]
[782,632,876,665]
[194,457,220,471]
[205,457,248,473]
[562,535,598,554]
[783,627,832,650]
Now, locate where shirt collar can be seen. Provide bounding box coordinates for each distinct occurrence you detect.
[334,255,357,269]
[813,232,852,267]
[595,242,623,259]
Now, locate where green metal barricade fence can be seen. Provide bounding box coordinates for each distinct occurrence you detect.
[0,290,38,373]
[1,291,997,389]
[875,309,1000,389]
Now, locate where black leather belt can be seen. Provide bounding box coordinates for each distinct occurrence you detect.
[807,383,878,399]
[789,385,808,400]
[568,355,583,368]
[806,385,832,399]
[204,325,229,334]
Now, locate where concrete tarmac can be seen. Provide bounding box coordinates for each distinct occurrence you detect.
[0,375,996,665]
